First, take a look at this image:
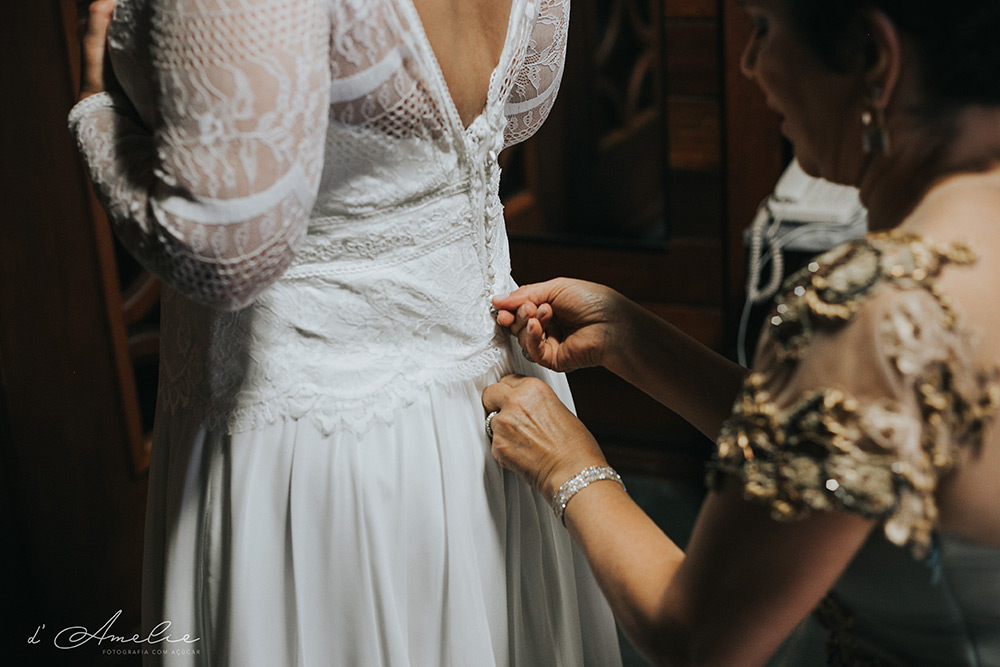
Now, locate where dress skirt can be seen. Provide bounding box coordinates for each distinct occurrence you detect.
[142,345,622,666]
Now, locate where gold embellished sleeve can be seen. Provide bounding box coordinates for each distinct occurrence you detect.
[711,283,998,558]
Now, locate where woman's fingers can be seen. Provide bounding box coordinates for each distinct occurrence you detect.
[515,317,551,365]
[481,373,525,412]
[493,282,566,347]
[516,301,537,323]
[82,0,115,54]
[492,287,565,369]
[495,304,532,335]
[484,376,540,467]
[79,0,117,98]
[492,281,559,312]
[536,303,553,325]
[482,375,606,497]
[497,297,553,363]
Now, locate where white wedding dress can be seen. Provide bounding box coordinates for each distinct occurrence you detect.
[69,0,622,664]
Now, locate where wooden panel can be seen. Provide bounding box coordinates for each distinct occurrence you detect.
[594,108,665,235]
[509,238,724,306]
[665,20,719,96]
[667,166,724,239]
[570,368,713,453]
[501,0,725,242]
[666,97,721,169]
[642,302,725,348]
[503,191,548,237]
[598,97,720,172]
[665,0,718,19]
[0,1,147,664]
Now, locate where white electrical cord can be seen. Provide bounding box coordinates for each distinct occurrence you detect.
[737,199,845,367]
[745,199,786,306]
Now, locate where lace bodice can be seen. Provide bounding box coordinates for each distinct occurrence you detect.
[69,0,570,434]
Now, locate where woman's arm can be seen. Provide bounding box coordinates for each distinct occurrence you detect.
[608,300,749,441]
[494,279,748,440]
[483,375,874,667]
[562,474,873,666]
[70,0,330,310]
[78,0,118,101]
[487,278,989,665]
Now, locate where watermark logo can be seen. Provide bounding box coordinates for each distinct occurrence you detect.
[27,610,201,655]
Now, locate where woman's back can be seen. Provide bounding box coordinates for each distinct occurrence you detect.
[411,0,514,126]
[897,169,1000,549]
[726,199,1000,664]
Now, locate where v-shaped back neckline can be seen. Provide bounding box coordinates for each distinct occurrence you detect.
[400,0,526,136]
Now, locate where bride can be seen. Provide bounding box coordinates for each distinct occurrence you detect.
[71,0,622,664]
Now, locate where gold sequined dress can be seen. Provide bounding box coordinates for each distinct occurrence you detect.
[712,232,1000,666]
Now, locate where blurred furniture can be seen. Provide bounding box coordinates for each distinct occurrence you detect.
[501,0,783,475]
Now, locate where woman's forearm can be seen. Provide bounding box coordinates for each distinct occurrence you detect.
[562,481,689,666]
[604,300,749,441]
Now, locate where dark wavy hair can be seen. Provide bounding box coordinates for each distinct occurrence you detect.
[788,0,1000,107]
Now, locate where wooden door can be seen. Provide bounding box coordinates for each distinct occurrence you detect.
[1,1,157,664]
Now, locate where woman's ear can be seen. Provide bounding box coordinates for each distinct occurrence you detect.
[861,9,903,108]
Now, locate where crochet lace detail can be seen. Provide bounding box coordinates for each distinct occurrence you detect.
[70,0,569,434]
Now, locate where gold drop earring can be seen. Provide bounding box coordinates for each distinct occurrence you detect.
[861,86,889,155]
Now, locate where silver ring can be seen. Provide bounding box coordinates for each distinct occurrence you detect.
[485,410,499,440]
[521,348,534,363]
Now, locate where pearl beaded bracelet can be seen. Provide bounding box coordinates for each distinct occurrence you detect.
[551,466,625,524]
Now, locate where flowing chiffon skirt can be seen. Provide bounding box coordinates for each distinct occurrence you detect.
[142,347,622,666]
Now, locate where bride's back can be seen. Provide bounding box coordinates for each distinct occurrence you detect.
[412,0,515,126]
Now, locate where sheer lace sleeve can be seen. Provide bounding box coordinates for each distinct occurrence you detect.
[503,0,569,147]
[710,234,1000,558]
[69,0,330,311]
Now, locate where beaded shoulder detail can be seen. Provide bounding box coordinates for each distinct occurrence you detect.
[768,231,976,362]
[711,232,1000,557]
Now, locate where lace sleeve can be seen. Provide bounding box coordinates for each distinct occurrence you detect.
[503,0,569,147]
[711,286,999,558]
[68,0,330,311]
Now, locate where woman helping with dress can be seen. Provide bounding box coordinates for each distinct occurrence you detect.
[485,1,1000,665]
[72,0,622,664]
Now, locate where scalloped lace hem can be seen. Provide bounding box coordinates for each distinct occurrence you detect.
[156,345,509,436]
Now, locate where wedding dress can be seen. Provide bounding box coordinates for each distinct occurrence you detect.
[69,0,622,663]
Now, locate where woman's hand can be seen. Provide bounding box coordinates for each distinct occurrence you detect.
[482,375,607,500]
[493,278,631,373]
[78,0,118,101]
